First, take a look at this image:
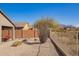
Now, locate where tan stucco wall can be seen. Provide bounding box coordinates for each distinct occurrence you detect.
[13,27,15,40]
[23,24,30,30]
[0,26,2,42]
[0,13,15,42]
[0,13,13,26]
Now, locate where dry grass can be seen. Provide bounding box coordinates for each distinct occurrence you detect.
[51,31,79,56]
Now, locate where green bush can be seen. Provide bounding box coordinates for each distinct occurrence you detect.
[11,41,22,47]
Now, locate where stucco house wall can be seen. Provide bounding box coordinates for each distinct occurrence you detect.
[23,24,30,30]
[0,11,15,42]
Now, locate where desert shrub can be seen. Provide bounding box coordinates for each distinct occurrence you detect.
[33,18,59,43]
[11,41,22,47]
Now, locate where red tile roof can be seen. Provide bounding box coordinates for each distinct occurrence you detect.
[15,22,28,27]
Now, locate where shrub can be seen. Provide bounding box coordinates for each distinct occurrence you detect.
[11,41,22,47]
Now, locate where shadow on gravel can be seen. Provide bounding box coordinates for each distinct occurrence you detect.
[25,42,40,45]
[22,39,40,45]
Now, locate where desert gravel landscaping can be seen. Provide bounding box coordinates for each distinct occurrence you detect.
[0,39,58,56]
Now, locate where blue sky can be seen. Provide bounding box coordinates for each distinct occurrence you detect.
[0,3,79,26]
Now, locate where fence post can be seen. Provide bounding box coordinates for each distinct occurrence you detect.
[77,32,79,56]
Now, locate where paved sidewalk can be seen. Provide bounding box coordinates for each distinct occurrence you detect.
[38,38,59,56]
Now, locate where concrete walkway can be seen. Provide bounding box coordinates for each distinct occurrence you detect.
[37,38,58,56]
[0,39,58,56]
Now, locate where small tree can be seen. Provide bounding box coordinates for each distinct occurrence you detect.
[33,18,59,43]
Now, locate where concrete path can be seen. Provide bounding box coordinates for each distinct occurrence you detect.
[37,38,58,56]
[0,39,58,56]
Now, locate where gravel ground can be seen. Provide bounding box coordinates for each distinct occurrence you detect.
[0,39,58,56]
